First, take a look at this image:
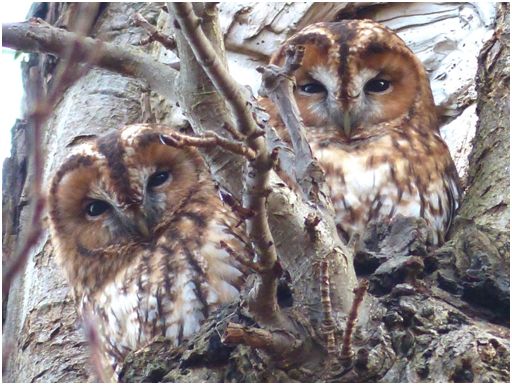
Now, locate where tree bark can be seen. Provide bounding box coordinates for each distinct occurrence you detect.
[2,2,509,383]
[3,3,157,382]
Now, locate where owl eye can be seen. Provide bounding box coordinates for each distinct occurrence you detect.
[86,200,111,217]
[299,82,327,94]
[148,171,170,188]
[364,78,391,94]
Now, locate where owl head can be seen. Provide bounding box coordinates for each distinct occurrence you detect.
[269,19,437,138]
[48,124,210,293]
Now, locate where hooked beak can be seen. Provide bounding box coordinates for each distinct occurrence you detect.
[343,111,352,138]
[135,214,150,238]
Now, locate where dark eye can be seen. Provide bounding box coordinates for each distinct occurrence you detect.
[86,200,110,217]
[364,78,391,93]
[148,171,170,188]
[299,83,326,94]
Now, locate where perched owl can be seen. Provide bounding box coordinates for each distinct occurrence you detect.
[48,124,249,378]
[261,19,461,246]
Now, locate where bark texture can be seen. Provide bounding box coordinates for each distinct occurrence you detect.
[2,2,509,383]
[458,2,510,231]
[3,3,156,382]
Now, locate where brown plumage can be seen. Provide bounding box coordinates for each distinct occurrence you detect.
[48,124,249,378]
[261,19,460,245]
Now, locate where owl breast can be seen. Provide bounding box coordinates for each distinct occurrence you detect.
[312,128,459,246]
[84,208,246,373]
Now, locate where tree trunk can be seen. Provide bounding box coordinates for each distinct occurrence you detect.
[2,2,509,383]
[3,3,156,382]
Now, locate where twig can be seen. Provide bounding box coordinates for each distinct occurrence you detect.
[219,241,260,273]
[218,190,255,221]
[160,130,256,160]
[320,259,337,356]
[2,18,178,101]
[131,13,177,51]
[257,45,324,198]
[82,312,111,382]
[222,322,300,356]
[340,279,369,363]
[222,121,245,141]
[170,2,280,318]
[2,8,99,295]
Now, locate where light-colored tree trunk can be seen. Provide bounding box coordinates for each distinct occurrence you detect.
[3,3,155,381]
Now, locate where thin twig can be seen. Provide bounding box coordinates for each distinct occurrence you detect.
[222,121,245,141]
[82,312,111,382]
[170,2,280,318]
[131,13,177,51]
[219,241,260,273]
[160,130,256,160]
[320,259,337,356]
[340,279,369,363]
[218,190,255,221]
[2,16,99,294]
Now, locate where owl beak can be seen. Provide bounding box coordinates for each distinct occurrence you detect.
[135,215,150,238]
[343,111,352,138]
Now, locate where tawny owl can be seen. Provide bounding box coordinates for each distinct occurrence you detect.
[260,19,461,246]
[48,124,249,378]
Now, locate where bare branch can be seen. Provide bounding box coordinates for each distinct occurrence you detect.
[170,2,280,318]
[259,44,358,316]
[257,45,324,198]
[219,241,260,274]
[320,259,337,356]
[131,13,177,51]
[2,7,103,294]
[3,32,94,294]
[160,130,256,160]
[218,190,255,222]
[221,121,245,142]
[340,279,369,363]
[83,312,111,382]
[2,18,178,101]
[170,3,262,138]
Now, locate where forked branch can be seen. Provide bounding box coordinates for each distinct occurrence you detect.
[131,12,177,51]
[170,2,280,318]
[3,8,99,294]
[257,45,324,198]
[160,130,256,160]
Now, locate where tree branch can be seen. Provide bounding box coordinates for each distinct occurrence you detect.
[160,130,256,160]
[340,279,368,363]
[3,10,99,294]
[170,2,280,319]
[319,259,337,356]
[131,12,177,51]
[2,18,178,101]
[257,45,324,198]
